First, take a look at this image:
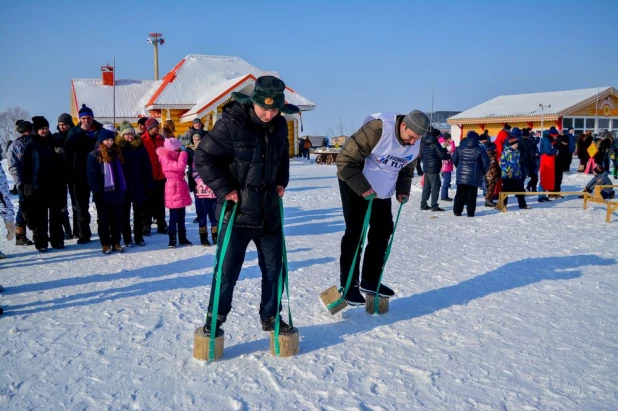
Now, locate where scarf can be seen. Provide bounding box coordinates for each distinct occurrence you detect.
[103,155,127,193]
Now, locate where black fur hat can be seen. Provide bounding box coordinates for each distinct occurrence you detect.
[232,75,299,115]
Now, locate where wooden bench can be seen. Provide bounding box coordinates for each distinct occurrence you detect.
[496,191,582,213]
[583,185,618,223]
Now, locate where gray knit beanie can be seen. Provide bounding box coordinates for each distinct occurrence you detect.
[403,110,430,136]
[57,113,74,127]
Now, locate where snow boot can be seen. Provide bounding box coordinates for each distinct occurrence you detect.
[143,225,151,236]
[178,230,193,246]
[211,226,218,245]
[15,225,33,246]
[343,286,366,306]
[203,312,226,337]
[199,227,211,247]
[360,282,395,297]
[484,200,496,207]
[261,316,295,335]
[168,233,177,249]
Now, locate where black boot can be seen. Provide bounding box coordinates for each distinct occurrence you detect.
[203,312,226,337]
[178,230,192,246]
[260,316,295,335]
[15,225,33,246]
[168,233,177,248]
[143,225,151,236]
[211,226,218,245]
[199,227,211,246]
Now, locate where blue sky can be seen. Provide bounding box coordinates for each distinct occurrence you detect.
[1,0,616,135]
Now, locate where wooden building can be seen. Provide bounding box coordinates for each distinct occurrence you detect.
[71,54,316,157]
[447,87,618,143]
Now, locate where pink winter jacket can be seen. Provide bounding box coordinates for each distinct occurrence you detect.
[156,147,192,209]
[439,137,456,172]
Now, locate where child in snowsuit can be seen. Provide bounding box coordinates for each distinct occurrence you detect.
[538,129,558,202]
[479,134,500,207]
[500,136,530,209]
[0,164,16,259]
[157,138,192,248]
[87,129,127,254]
[439,132,455,202]
[8,120,34,246]
[192,159,218,246]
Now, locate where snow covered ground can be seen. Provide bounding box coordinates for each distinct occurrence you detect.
[1,159,617,410]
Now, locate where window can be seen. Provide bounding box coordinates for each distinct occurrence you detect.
[563,118,573,129]
[574,129,584,136]
[574,118,584,128]
[585,118,595,128]
[598,118,610,130]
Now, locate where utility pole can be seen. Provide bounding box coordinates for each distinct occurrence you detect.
[147,33,165,80]
[539,103,551,134]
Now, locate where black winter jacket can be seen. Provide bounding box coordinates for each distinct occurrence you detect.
[22,135,58,192]
[420,134,450,173]
[519,136,538,169]
[452,137,490,187]
[116,136,153,205]
[65,120,104,186]
[194,101,290,229]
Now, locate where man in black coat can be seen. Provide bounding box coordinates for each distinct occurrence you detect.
[420,128,450,211]
[195,76,299,336]
[52,113,75,239]
[65,104,103,244]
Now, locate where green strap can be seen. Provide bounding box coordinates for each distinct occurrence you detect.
[373,201,404,314]
[327,194,375,310]
[274,197,293,356]
[209,201,238,360]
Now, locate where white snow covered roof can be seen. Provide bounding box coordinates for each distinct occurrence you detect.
[146,54,315,122]
[72,79,162,118]
[448,87,616,124]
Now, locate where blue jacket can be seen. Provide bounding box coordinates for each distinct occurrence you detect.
[420,134,450,173]
[539,134,557,156]
[116,136,153,206]
[500,145,523,180]
[8,134,31,189]
[452,136,490,187]
[87,148,126,205]
[567,133,576,153]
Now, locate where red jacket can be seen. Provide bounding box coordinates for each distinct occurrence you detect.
[494,129,510,162]
[142,131,165,180]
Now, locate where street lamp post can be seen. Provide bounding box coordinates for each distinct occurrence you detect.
[539,103,551,134]
[146,33,165,80]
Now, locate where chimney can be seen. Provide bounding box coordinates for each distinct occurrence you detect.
[101,65,114,86]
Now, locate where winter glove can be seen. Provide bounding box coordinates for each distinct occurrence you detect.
[55,147,65,156]
[92,192,103,203]
[23,184,34,197]
[5,221,15,241]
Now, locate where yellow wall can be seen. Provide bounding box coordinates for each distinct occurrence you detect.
[568,95,618,117]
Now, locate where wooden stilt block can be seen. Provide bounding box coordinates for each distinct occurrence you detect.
[270,328,300,357]
[319,286,348,315]
[193,327,224,361]
[365,294,390,315]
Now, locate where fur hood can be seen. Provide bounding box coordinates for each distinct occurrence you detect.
[115,135,143,149]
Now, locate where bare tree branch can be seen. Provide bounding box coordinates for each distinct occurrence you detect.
[0,106,30,158]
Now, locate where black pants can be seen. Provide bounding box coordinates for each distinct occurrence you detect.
[143,179,166,228]
[502,179,527,208]
[72,182,92,241]
[122,193,144,243]
[168,207,186,236]
[27,190,64,249]
[554,166,564,192]
[95,202,122,246]
[564,152,573,171]
[339,179,393,288]
[453,184,478,216]
[207,222,283,321]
